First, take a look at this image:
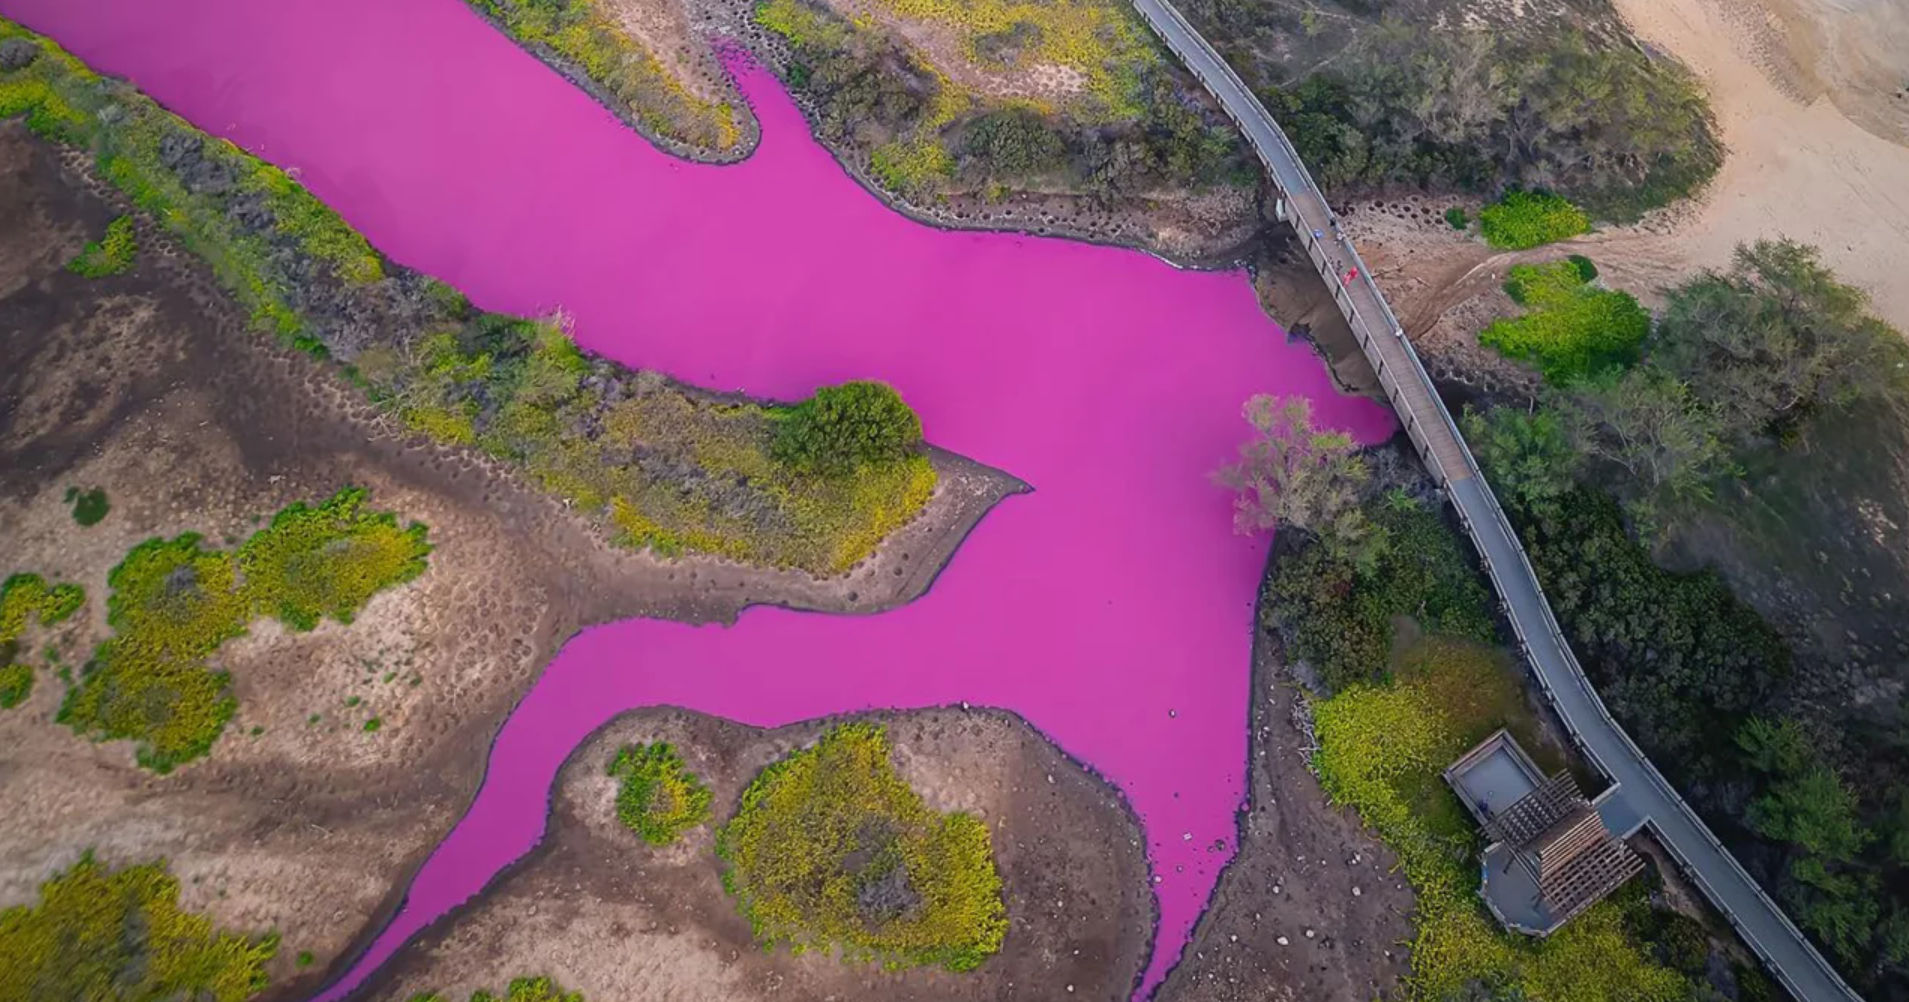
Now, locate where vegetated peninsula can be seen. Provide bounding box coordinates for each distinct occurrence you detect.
[0,17,937,577]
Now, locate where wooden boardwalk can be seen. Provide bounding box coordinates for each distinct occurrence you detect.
[1122,1,1870,1000]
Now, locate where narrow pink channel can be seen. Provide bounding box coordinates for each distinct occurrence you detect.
[5,0,1394,995]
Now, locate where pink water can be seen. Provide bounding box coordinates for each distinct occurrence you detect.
[5,0,1394,995]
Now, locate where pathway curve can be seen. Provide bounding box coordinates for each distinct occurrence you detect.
[1122,2,1868,1000]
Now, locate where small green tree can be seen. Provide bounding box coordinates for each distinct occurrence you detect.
[1479,190,1590,250]
[1553,368,1731,527]
[1463,405,1580,515]
[1214,395,1383,571]
[771,381,924,474]
[1747,766,1870,863]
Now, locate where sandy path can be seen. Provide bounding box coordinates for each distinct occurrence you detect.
[1583,0,1909,330]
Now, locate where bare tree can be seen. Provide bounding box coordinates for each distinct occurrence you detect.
[1214,395,1383,568]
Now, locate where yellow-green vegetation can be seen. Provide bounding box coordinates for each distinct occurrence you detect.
[608,742,712,845]
[759,0,1247,201]
[0,19,380,342]
[57,488,429,771]
[1312,636,1684,1002]
[1480,259,1650,382]
[717,722,1007,971]
[0,853,277,1002]
[360,317,935,571]
[409,975,585,1002]
[872,0,1156,118]
[1479,190,1591,250]
[0,19,934,574]
[0,663,31,709]
[465,0,742,153]
[1,572,86,709]
[238,487,431,631]
[66,213,136,277]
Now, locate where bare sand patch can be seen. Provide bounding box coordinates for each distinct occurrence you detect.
[1575,0,1909,330]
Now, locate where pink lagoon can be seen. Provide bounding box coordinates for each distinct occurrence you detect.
[0,0,1395,996]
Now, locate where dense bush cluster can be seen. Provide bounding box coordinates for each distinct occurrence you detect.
[1477,190,1591,250]
[1254,26,1718,220]
[238,487,432,631]
[759,0,1251,202]
[57,488,430,771]
[65,214,136,277]
[1465,240,1909,988]
[1265,495,1493,691]
[771,380,924,474]
[607,742,712,846]
[0,854,277,1002]
[1516,488,1787,768]
[1479,259,1649,381]
[463,0,741,153]
[717,722,1007,971]
[0,20,934,573]
[65,485,109,526]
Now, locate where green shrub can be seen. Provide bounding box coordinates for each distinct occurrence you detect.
[65,485,110,526]
[717,722,1007,971]
[66,215,136,277]
[0,662,30,708]
[1,572,85,642]
[1481,260,1648,381]
[607,742,712,845]
[295,950,315,967]
[0,854,277,1002]
[1252,28,1717,219]
[1267,495,1495,690]
[237,486,431,631]
[1479,190,1590,250]
[58,489,429,771]
[1514,488,1787,772]
[1567,254,1599,282]
[1444,207,1468,230]
[465,0,741,152]
[771,381,925,474]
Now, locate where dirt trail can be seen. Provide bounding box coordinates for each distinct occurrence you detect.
[1571,0,1909,329]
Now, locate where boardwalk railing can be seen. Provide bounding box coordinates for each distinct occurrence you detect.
[1123,2,1868,1000]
